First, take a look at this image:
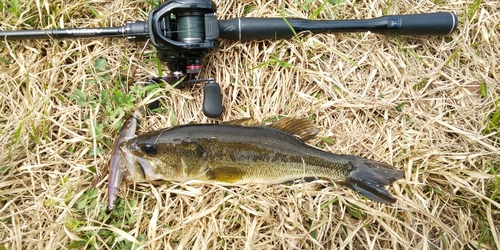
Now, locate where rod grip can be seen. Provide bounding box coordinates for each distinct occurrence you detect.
[386,12,457,36]
[218,12,458,41]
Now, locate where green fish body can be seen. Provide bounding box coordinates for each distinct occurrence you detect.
[119,117,404,204]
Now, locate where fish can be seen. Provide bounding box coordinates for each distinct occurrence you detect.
[109,117,404,208]
[107,108,144,210]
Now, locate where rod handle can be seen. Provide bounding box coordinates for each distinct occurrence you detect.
[218,12,458,41]
[386,12,457,36]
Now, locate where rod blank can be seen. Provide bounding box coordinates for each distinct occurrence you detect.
[0,21,149,41]
[0,27,126,40]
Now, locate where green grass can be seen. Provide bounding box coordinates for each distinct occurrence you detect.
[488,165,500,209]
[145,0,161,8]
[320,197,339,209]
[66,188,146,249]
[406,46,429,67]
[328,48,360,68]
[466,0,482,21]
[444,48,462,67]
[382,1,394,16]
[7,0,20,18]
[252,56,293,69]
[65,57,164,159]
[413,77,429,90]
[279,11,305,49]
[482,96,500,145]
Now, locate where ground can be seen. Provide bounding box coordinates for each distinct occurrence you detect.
[0,0,499,249]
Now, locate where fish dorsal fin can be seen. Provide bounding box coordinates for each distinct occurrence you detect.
[268,117,320,142]
[220,117,260,126]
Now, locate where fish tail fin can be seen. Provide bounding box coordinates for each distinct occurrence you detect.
[342,157,404,204]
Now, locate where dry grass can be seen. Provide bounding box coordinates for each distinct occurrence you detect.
[1,0,499,249]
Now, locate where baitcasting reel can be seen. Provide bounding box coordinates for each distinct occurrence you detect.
[114,0,223,117]
[0,0,458,117]
[146,0,223,118]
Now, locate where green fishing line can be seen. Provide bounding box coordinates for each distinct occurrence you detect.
[178,14,205,42]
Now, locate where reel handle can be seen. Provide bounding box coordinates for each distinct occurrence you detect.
[149,77,223,118]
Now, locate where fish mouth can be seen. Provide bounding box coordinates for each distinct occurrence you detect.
[120,141,157,182]
[120,141,143,181]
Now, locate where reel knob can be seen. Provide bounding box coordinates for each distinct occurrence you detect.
[202,80,223,118]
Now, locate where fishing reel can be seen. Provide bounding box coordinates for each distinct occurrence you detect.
[147,0,222,117]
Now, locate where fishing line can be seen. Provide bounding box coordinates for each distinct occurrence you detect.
[177,12,205,42]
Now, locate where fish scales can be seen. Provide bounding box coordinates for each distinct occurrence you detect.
[181,139,353,184]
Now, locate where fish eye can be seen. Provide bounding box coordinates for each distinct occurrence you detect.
[142,143,157,156]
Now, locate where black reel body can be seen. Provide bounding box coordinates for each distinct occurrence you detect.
[148,0,223,117]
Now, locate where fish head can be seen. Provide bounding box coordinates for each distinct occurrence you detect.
[119,130,203,182]
[118,138,152,182]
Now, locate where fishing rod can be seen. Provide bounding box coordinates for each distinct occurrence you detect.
[0,0,458,118]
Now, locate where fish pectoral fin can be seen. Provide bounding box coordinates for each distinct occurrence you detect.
[268,117,320,141]
[220,117,260,126]
[205,167,245,183]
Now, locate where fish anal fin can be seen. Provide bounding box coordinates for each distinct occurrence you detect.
[205,167,245,183]
[268,117,320,141]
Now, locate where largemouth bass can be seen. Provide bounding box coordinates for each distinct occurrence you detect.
[111,117,404,208]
